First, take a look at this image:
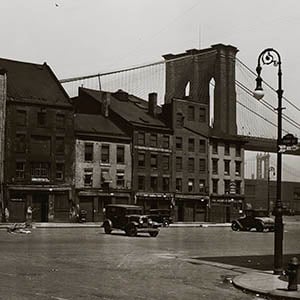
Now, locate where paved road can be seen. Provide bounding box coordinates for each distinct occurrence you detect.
[0,223,299,300]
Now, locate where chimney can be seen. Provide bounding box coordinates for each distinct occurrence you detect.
[148,92,157,117]
[101,92,110,117]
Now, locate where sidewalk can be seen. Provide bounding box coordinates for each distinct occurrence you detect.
[0,221,232,229]
[233,271,300,299]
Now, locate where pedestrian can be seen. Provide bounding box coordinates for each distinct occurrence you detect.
[4,207,9,223]
[26,206,32,226]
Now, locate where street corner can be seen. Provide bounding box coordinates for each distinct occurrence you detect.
[233,271,300,299]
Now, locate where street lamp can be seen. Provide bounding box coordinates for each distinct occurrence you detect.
[267,166,275,215]
[253,48,284,275]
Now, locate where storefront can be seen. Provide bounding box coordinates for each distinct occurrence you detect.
[77,189,131,222]
[7,185,72,222]
[135,192,174,213]
[174,194,209,222]
[209,196,243,223]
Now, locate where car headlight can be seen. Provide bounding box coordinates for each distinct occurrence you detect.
[148,219,153,224]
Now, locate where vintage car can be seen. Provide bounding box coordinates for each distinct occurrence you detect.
[231,209,275,232]
[146,209,173,227]
[102,204,160,237]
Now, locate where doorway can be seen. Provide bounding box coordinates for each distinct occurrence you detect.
[32,193,49,222]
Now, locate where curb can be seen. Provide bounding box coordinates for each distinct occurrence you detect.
[233,272,300,299]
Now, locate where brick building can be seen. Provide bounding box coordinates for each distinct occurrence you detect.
[74,88,174,213]
[245,179,300,214]
[0,58,74,222]
[74,106,132,222]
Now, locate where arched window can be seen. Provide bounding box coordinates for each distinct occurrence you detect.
[185,81,190,97]
[209,78,215,127]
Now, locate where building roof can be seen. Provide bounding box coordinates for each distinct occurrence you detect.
[74,113,129,139]
[0,57,70,107]
[80,87,170,131]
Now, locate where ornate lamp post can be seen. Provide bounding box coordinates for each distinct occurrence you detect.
[253,48,284,275]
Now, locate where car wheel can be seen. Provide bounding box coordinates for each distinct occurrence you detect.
[231,222,240,231]
[103,222,112,234]
[256,223,264,232]
[126,224,137,237]
[162,220,169,227]
[149,231,159,237]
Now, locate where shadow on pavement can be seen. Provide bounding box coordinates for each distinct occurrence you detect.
[195,254,300,271]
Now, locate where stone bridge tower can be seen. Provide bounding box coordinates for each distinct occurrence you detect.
[163,43,238,135]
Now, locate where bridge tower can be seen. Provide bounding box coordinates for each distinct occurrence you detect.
[163,43,238,135]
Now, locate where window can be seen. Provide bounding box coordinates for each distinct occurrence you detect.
[212,179,218,193]
[175,137,183,150]
[199,180,206,193]
[116,146,125,164]
[101,144,109,163]
[176,178,182,192]
[84,143,93,161]
[15,134,26,153]
[162,135,169,148]
[84,168,93,186]
[199,159,206,173]
[150,176,158,192]
[138,152,145,167]
[224,180,230,194]
[212,159,218,174]
[188,138,195,152]
[16,162,25,179]
[37,111,46,127]
[188,157,194,172]
[236,145,241,157]
[212,142,218,154]
[162,177,170,192]
[150,154,157,168]
[31,162,50,181]
[235,181,241,194]
[56,163,64,180]
[235,161,241,176]
[176,113,184,128]
[225,143,230,155]
[150,134,158,147]
[16,110,26,126]
[188,106,195,121]
[56,137,65,154]
[116,169,125,188]
[101,168,111,188]
[138,132,145,145]
[199,139,206,153]
[56,114,65,128]
[224,160,230,175]
[188,178,194,192]
[199,107,206,122]
[162,155,169,170]
[138,176,145,190]
[176,157,182,171]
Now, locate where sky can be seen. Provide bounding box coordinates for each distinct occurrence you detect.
[1,0,300,181]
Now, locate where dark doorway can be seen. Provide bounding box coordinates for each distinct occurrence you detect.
[177,202,184,221]
[32,193,49,222]
[80,197,94,222]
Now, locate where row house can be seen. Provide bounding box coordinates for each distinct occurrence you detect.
[0,58,74,222]
[74,88,174,214]
[74,109,132,222]
[209,134,246,222]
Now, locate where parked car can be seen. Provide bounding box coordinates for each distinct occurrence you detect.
[146,209,173,227]
[102,204,160,237]
[231,209,275,232]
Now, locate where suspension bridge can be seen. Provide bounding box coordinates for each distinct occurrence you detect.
[59,50,300,156]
